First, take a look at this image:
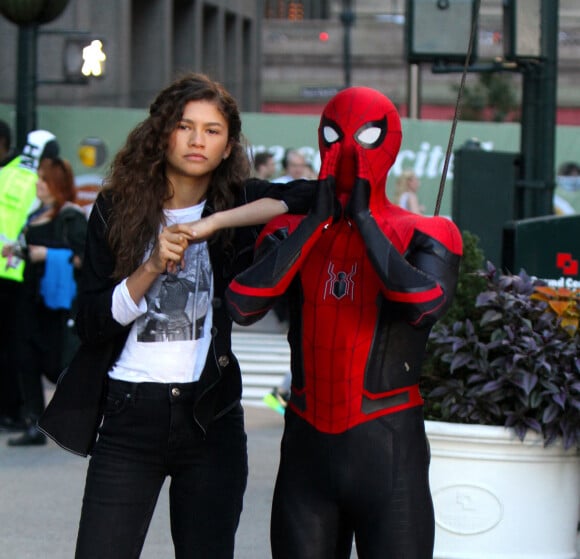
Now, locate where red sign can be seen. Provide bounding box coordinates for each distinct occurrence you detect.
[556,252,579,276]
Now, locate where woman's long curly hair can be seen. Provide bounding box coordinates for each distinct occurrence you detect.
[104,73,251,279]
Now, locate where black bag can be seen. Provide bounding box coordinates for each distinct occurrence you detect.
[60,315,81,378]
[42,206,85,383]
[43,309,81,384]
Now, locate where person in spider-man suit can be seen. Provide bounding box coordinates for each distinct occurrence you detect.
[226,87,463,559]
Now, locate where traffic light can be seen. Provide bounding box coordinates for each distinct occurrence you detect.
[81,39,106,77]
[63,37,106,84]
[405,0,478,64]
[288,2,304,21]
[502,0,541,60]
[78,136,107,167]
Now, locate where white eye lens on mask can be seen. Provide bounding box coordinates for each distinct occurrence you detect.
[357,126,382,146]
[323,126,340,144]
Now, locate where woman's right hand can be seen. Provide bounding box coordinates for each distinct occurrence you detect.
[125,224,196,307]
[145,224,193,274]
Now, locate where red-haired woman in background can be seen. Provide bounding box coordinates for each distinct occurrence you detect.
[2,157,87,446]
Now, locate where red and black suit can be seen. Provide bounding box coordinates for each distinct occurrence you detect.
[227,88,463,559]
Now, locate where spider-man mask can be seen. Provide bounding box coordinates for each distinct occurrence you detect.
[318,87,402,207]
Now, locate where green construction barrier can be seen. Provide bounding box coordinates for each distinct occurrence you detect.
[452,147,520,267]
[503,214,580,288]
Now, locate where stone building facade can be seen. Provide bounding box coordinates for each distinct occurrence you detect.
[0,0,578,119]
[0,0,262,111]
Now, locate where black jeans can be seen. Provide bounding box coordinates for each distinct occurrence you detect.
[75,379,248,559]
[0,278,23,419]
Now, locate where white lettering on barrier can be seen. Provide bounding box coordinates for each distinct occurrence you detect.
[251,141,495,181]
[543,276,580,289]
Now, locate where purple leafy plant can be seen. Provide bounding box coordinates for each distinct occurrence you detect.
[423,262,580,449]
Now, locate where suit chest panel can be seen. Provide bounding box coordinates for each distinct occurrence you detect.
[299,222,381,366]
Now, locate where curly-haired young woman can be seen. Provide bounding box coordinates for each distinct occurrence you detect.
[39,73,312,559]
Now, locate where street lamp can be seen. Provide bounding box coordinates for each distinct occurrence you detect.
[0,0,71,150]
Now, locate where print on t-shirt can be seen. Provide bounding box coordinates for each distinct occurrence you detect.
[137,243,211,342]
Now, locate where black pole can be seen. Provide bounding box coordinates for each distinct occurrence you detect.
[340,0,355,89]
[518,64,540,219]
[537,0,558,217]
[16,23,38,151]
[517,0,558,218]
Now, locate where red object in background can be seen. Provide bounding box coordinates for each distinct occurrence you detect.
[556,252,579,276]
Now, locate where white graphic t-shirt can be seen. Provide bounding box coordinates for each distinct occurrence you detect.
[109,201,214,383]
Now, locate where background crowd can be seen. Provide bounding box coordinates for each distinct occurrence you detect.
[0,120,87,446]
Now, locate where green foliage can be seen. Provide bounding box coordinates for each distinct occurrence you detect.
[440,230,487,325]
[421,230,486,379]
[454,73,519,122]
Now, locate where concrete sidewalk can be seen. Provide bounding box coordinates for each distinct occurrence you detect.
[0,405,290,559]
[1,404,578,559]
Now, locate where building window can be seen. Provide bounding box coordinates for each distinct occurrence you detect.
[264,0,329,20]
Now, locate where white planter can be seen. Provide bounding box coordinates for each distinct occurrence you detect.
[426,420,580,559]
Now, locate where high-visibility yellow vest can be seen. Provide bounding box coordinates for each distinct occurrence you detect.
[0,156,39,282]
